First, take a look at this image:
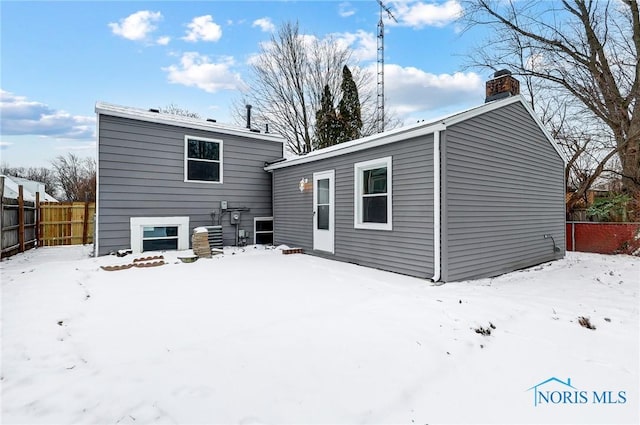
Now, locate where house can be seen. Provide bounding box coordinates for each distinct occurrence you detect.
[95,102,284,256]
[1,175,57,202]
[95,71,565,282]
[265,72,566,282]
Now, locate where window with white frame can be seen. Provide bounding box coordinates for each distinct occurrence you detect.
[130,217,189,253]
[185,136,223,183]
[354,156,392,230]
[254,217,274,245]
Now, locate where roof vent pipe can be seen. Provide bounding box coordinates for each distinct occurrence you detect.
[149,108,160,113]
[246,104,252,129]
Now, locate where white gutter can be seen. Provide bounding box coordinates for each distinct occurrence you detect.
[432,128,442,282]
[265,120,448,170]
[95,101,285,145]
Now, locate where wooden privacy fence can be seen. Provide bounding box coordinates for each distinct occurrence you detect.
[1,187,38,257]
[39,202,95,246]
[1,181,95,258]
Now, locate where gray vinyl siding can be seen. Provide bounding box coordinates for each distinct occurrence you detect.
[273,136,434,279]
[97,115,283,255]
[441,102,565,282]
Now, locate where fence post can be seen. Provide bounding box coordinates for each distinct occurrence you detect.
[82,201,89,245]
[35,192,40,247]
[67,205,73,246]
[39,202,46,247]
[18,185,25,253]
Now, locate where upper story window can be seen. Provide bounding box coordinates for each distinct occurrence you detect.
[354,156,392,230]
[184,136,223,183]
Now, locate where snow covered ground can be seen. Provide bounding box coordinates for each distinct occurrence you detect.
[1,245,638,424]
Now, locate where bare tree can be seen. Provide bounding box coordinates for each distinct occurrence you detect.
[161,103,201,119]
[237,21,393,155]
[462,0,639,218]
[0,163,57,196]
[534,90,621,207]
[50,153,96,201]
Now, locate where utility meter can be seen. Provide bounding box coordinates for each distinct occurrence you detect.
[230,211,241,224]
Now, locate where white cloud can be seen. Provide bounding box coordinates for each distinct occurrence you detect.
[0,90,95,139]
[156,36,171,46]
[55,142,97,151]
[252,17,275,33]
[183,15,222,42]
[108,10,163,42]
[246,26,481,121]
[247,34,320,67]
[391,0,463,28]
[251,30,375,66]
[333,30,377,62]
[338,2,356,17]
[374,65,484,118]
[163,52,244,93]
[525,53,547,73]
[226,19,246,26]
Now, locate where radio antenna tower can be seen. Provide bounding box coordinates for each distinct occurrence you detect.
[377,0,397,133]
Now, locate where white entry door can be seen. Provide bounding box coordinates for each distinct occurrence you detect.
[313,170,335,253]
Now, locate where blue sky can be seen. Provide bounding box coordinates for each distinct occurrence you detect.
[1,0,489,167]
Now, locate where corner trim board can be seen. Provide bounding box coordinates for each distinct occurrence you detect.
[432,130,442,282]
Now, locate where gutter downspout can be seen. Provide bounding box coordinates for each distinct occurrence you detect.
[432,126,444,282]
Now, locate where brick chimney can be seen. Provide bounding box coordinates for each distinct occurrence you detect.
[485,69,520,103]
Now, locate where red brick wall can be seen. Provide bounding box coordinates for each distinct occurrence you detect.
[566,222,640,255]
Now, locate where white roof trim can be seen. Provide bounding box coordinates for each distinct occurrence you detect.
[266,122,447,170]
[444,95,567,163]
[95,101,285,144]
[441,95,522,126]
[265,95,566,170]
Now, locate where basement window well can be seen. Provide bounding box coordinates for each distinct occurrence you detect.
[130,217,189,253]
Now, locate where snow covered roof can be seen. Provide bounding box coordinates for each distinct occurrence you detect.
[95,101,285,144]
[1,175,58,202]
[264,95,566,171]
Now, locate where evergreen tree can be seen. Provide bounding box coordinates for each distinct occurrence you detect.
[337,65,362,143]
[314,84,340,150]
